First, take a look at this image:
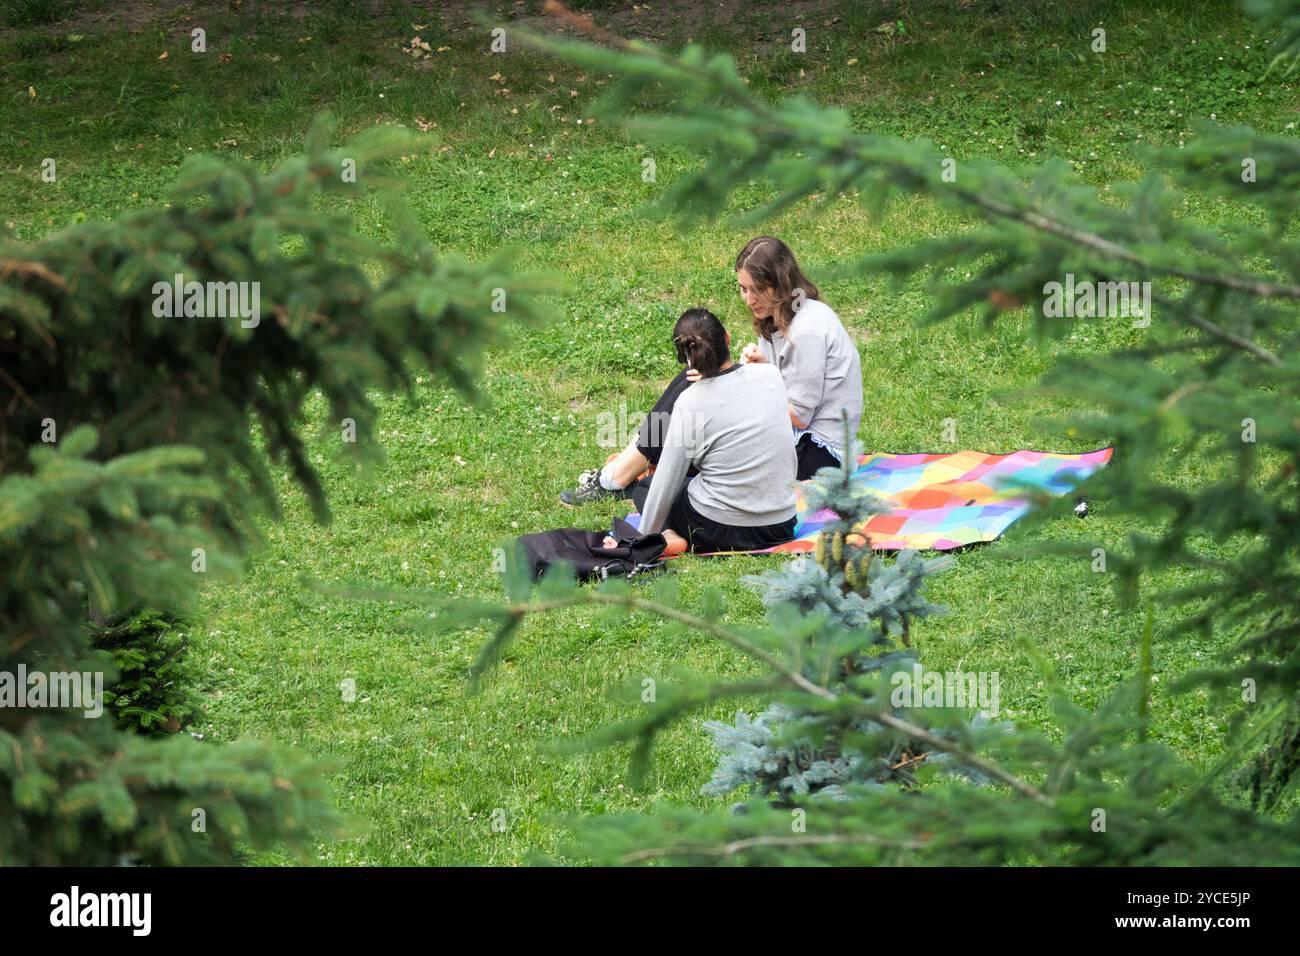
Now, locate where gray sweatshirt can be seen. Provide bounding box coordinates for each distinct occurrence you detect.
[638,363,798,533]
[758,298,863,457]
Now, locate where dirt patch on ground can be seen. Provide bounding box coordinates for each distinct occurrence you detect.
[426,0,874,45]
[2,0,191,38]
[5,0,883,45]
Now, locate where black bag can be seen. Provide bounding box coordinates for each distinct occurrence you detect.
[516,516,666,583]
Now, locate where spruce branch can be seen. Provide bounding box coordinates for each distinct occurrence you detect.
[1147,290,1282,365]
[495,590,1054,808]
[525,2,1298,368]
[955,187,1300,303]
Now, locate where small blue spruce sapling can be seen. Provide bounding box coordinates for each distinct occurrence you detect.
[703,413,994,808]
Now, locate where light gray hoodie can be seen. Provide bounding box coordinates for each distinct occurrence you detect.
[758,298,863,457]
[638,363,798,533]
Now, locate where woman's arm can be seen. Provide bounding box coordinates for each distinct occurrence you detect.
[637,407,694,534]
[755,331,816,428]
[779,324,827,432]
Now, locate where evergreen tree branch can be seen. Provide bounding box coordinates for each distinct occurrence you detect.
[1148,291,1282,365]
[955,187,1300,303]
[527,2,1300,370]
[499,591,1054,807]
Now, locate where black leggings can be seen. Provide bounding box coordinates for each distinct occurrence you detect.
[795,433,842,479]
[631,478,797,553]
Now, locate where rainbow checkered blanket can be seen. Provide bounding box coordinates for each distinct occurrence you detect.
[628,447,1113,553]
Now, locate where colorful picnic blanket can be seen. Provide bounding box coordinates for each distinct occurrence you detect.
[626,447,1113,553]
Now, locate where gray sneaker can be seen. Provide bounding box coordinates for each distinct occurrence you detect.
[559,468,625,507]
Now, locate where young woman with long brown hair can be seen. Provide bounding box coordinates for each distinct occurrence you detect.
[733,236,863,478]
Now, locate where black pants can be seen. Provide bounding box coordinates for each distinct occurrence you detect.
[631,478,797,553]
[796,433,842,480]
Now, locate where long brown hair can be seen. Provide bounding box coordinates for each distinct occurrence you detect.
[672,308,729,378]
[734,236,820,341]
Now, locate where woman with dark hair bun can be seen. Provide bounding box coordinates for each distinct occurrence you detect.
[670,307,728,377]
[565,308,798,554]
[558,308,724,508]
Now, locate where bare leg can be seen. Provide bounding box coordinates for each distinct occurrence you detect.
[606,437,650,488]
[605,526,687,555]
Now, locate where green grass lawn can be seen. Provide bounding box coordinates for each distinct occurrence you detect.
[3,0,1297,864]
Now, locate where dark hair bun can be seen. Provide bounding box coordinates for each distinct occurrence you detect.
[672,309,727,378]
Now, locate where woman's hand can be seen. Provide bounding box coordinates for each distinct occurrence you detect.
[685,368,702,383]
[602,535,618,549]
[740,343,766,364]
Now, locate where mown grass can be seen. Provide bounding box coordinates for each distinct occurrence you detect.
[2,0,1296,864]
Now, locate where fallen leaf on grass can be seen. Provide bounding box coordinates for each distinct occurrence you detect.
[988,290,1024,310]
